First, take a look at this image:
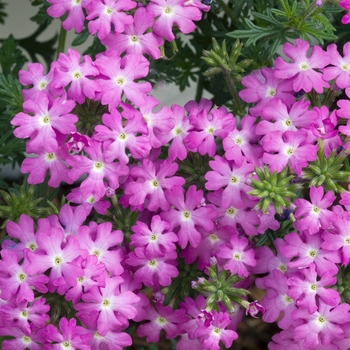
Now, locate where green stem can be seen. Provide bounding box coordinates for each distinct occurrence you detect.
[300,1,319,21]
[221,67,244,116]
[195,75,204,102]
[56,26,67,58]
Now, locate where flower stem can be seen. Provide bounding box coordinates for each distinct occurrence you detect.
[56,26,67,59]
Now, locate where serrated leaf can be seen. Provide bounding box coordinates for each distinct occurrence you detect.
[0,1,7,25]
[0,35,27,75]
[30,0,52,26]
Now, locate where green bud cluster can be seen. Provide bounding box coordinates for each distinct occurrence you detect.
[248,165,301,215]
[303,140,350,193]
[193,263,249,313]
[334,265,350,304]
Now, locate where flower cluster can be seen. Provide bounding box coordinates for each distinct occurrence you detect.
[3,0,350,348]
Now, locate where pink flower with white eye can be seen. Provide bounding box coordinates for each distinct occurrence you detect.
[11,92,77,153]
[123,158,185,212]
[137,302,188,342]
[323,43,350,88]
[146,0,202,42]
[185,107,235,157]
[51,48,101,104]
[86,0,135,40]
[94,53,152,110]
[74,276,140,336]
[205,155,254,209]
[67,139,129,201]
[102,7,163,60]
[94,108,151,164]
[130,215,178,259]
[261,130,318,175]
[274,39,331,93]
[293,186,336,235]
[216,234,256,277]
[161,185,217,248]
[287,263,340,314]
[239,67,295,117]
[47,0,92,33]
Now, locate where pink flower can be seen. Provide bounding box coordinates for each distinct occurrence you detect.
[0,249,49,303]
[323,43,350,88]
[51,48,101,104]
[47,0,92,33]
[74,276,140,336]
[0,325,44,350]
[146,0,202,42]
[245,300,265,318]
[123,158,185,211]
[86,0,135,40]
[223,115,263,166]
[94,108,151,164]
[161,185,217,248]
[43,317,92,350]
[94,53,152,110]
[293,186,336,235]
[130,215,178,259]
[67,139,129,201]
[205,155,254,208]
[125,248,178,289]
[137,302,188,342]
[185,107,235,156]
[292,301,350,348]
[339,0,350,24]
[287,263,340,314]
[194,310,238,350]
[102,7,163,59]
[239,67,295,117]
[216,234,256,277]
[274,39,331,93]
[261,130,318,175]
[11,93,77,153]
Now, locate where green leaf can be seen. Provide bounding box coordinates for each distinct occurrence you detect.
[0,1,7,25]
[72,28,90,46]
[0,74,23,117]
[0,35,27,75]
[30,0,52,26]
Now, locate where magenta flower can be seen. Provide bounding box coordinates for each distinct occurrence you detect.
[256,98,315,135]
[261,130,318,175]
[279,232,341,276]
[274,39,331,93]
[19,62,62,101]
[77,222,124,276]
[185,107,235,156]
[293,186,336,235]
[75,276,140,336]
[321,211,350,266]
[94,108,151,164]
[194,310,238,350]
[0,325,44,350]
[125,248,178,289]
[239,67,295,117]
[323,43,350,88]
[292,301,350,348]
[287,263,340,314]
[94,53,152,110]
[123,158,185,211]
[340,0,350,24]
[223,115,263,166]
[130,215,178,259]
[43,317,92,350]
[86,0,135,39]
[26,228,88,293]
[67,139,129,201]
[205,155,254,208]
[11,92,77,153]
[137,302,188,342]
[146,0,202,42]
[102,7,163,59]
[51,48,101,104]
[0,249,49,303]
[161,185,217,248]
[245,300,265,318]
[47,0,91,33]
[216,234,256,277]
